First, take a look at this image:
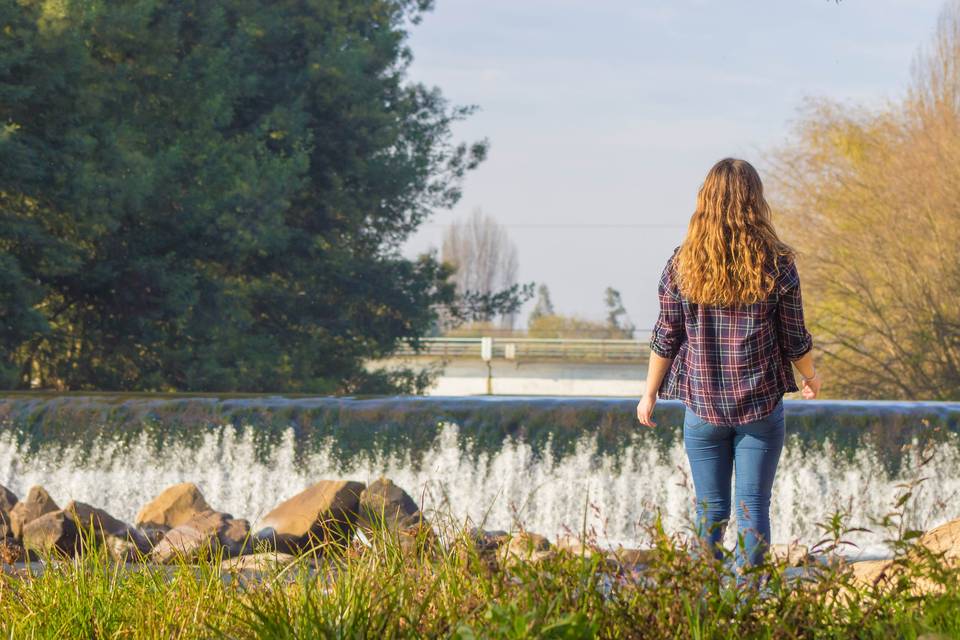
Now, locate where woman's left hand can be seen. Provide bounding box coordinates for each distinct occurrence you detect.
[636,393,657,428]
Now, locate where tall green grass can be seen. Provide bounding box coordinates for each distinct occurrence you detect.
[1,504,958,640]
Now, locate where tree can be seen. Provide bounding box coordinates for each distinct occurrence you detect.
[527,314,631,339]
[528,284,555,324]
[769,1,960,399]
[0,0,516,392]
[441,209,527,329]
[527,287,634,339]
[604,287,635,338]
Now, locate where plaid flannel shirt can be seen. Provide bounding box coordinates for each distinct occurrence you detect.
[649,250,813,425]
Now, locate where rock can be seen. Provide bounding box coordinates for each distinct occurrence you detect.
[221,552,297,573]
[150,510,250,563]
[446,528,508,571]
[135,483,211,529]
[255,480,365,553]
[555,535,598,558]
[918,517,960,566]
[849,559,897,588]
[0,484,16,513]
[0,483,17,539]
[500,531,554,566]
[476,529,509,547]
[64,501,151,560]
[139,525,169,548]
[771,543,810,567]
[220,516,252,552]
[466,528,508,557]
[8,486,59,540]
[359,478,422,529]
[21,510,79,556]
[609,547,656,568]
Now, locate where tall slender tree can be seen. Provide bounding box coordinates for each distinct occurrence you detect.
[441,209,524,329]
[528,284,555,325]
[604,287,635,338]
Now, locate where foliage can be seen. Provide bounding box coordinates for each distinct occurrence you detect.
[441,209,531,330]
[603,287,635,338]
[1,499,959,639]
[769,2,960,399]
[528,314,634,339]
[0,0,512,393]
[528,284,555,325]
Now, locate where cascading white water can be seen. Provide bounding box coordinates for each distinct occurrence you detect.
[2,421,957,557]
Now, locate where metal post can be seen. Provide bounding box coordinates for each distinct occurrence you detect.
[481,337,493,395]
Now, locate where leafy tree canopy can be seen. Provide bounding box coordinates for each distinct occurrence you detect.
[770,2,960,399]
[0,0,499,392]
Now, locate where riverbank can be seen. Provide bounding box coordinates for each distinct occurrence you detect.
[1,477,959,639]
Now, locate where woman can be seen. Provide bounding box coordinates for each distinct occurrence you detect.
[635,158,821,573]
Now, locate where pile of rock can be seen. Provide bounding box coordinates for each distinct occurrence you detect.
[3,477,958,590]
[0,477,427,566]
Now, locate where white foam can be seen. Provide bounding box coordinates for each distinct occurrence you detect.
[1,423,956,555]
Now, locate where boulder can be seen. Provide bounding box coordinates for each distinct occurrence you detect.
[255,480,364,553]
[500,531,554,567]
[139,524,169,548]
[150,510,250,563]
[359,478,423,529]
[608,547,656,568]
[555,535,600,558]
[222,552,297,573]
[0,484,16,512]
[770,543,811,567]
[918,517,960,566]
[844,517,960,595]
[0,483,17,539]
[21,510,79,556]
[849,559,898,588]
[469,528,508,550]
[8,486,59,540]
[65,501,151,560]
[135,483,211,529]
[447,528,508,571]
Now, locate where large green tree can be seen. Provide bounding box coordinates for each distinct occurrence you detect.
[0,0,503,392]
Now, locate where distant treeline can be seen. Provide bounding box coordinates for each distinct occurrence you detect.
[0,0,524,393]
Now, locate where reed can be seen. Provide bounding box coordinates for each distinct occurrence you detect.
[0,505,958,640]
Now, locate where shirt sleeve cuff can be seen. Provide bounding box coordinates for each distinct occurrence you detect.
[649,339,677,359]
[784,336,813,360]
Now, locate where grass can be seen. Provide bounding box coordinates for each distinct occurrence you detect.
[0,504,958,640]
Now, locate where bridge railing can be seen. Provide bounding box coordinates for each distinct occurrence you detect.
[394,336,651,362]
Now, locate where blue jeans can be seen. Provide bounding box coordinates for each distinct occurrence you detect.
[683,400,785,570]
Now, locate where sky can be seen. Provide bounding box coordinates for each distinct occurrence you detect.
[402,0,945,331]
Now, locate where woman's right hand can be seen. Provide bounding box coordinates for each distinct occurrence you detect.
[636,393,657,428]
[801,375,821,399]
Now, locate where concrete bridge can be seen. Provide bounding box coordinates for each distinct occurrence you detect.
[371,336,651,397]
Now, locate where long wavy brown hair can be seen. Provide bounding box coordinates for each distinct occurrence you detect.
[674,158,793,306]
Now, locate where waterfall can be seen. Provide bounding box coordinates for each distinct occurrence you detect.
[1,395,958,557]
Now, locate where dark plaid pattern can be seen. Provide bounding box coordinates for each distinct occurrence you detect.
[649,251,813,426]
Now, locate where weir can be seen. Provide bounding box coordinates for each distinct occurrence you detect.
[1,394,958,557]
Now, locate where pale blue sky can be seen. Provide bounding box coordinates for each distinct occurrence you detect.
[403,0,944,330]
